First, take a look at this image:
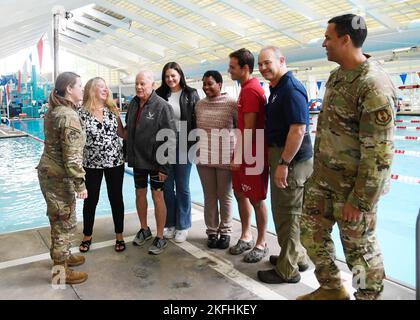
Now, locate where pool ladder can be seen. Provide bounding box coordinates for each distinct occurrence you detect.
[417,208,420,300]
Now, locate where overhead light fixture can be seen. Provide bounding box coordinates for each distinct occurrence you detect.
[210,21,216,27]
[255,18,261,23]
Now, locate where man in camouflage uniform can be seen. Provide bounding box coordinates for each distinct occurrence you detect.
[298,14,396,300]
[37,72,88,285]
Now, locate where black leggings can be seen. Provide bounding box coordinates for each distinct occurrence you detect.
[83,165,125,236]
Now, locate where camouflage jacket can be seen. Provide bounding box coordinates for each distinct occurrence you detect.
[313,59,396,212]
[37,105,86,192]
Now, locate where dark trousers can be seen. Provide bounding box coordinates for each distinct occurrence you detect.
[83,165,125,236]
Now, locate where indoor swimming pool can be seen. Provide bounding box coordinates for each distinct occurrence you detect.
[0,116,419,287]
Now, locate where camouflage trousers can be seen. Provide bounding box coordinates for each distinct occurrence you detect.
[38,172,77,263]
[300,179,385,300]
[269,147,312,279]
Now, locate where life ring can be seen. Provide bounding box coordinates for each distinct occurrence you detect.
[1,117,10,125]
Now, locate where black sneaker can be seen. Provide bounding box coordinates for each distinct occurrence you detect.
[207,234,218,248]
[133,227,152,246]
[216,235,230,249]
[148,237,168,255]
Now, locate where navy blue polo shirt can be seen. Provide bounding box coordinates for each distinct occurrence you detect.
[265,71,313,162]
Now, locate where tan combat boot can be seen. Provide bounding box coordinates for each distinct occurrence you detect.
[296,287,350,300]
[52,261,88,285]
[66,254,85,267]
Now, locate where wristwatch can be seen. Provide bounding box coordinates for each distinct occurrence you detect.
[278,158,290,166]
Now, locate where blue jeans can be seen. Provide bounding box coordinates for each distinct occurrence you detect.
[164,162,192,230]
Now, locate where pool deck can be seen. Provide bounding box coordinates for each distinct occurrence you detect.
[0,124,27,139]
[0,204,415,300]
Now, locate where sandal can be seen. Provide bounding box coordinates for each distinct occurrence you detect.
[243,245,269,263]
[115,240,126,252]
[79,238,92,253]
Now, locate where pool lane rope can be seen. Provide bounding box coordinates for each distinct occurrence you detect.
[19,128,420,186]
[395,126,420,130]
[311,131,420,141]
[310,118,420,123]
[394,149,420,157]
[391,174,420,185]
[396,120,420,124]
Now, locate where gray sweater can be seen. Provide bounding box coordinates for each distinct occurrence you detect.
[126,91,176,174]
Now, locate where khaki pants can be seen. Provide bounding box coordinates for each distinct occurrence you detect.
[269,147,313,279]
[197,166,233,235]
[38,173,77,263]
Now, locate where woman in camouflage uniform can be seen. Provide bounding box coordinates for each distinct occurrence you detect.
[37,72,89,285]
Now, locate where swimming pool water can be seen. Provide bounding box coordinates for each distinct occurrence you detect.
[3,116,420,287]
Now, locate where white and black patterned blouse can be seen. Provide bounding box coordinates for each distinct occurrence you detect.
[78,107,124,169]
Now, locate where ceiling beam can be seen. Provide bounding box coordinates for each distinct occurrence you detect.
[348,0,400,30]
[81,6,165,56]
[0,0,88,29]
[66,17,159,61]
[61,37,139,72]
[60,41,128,72]
[0,24,48,47]
[0,1,58,28]
[64,22,144,66]
[126,0,236,49]
[219,0,306,45]
[94,0,199,48]
[280,0,324,21]
[0,13,51,35]
[170,0,245,37]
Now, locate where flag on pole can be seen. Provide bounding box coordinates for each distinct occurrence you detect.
[17,70,22,94]
[37,37,44,72]
[6,83,11,107]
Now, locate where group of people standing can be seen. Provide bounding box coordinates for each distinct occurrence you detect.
[38,14,396,300]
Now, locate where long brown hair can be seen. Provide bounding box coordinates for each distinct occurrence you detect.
[82,77,119,116]
[156,62,187,98]
[48,72,80,108]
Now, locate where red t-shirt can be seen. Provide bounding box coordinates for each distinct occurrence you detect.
[236,77,267,167]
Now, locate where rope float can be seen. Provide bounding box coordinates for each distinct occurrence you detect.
[396,120,420,124]
[310,131,420,141]
[391,174,420,185]
[394,136,420,141]
[20,124,420,186]
[395,126,420,130]
[394,149,420,157]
